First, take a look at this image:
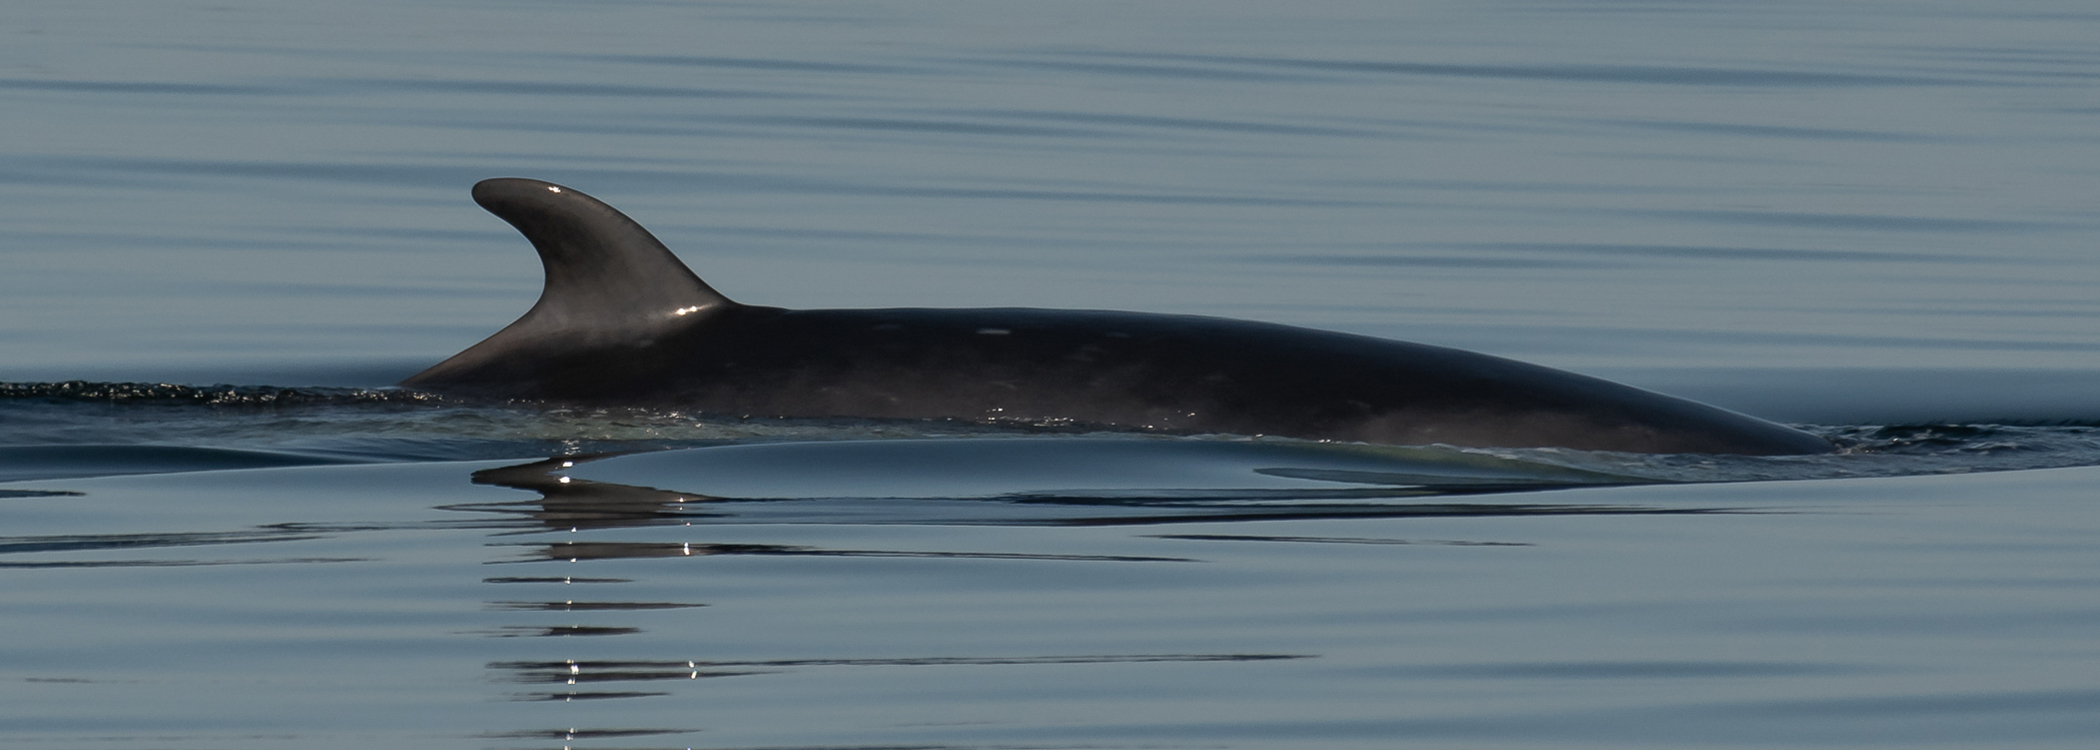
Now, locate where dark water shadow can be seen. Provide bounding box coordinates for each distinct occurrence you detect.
[0,444,364,482]
[0,527,360,569]
[494,539,1197,564]
[1147,533,1532,547]
[471,625,644,638]
[488,653,1310,704]
[451,452,1698,533]
[0,557,366,569]
[486,600,704,612]
[0,529,324,555]
[476,726,700,740]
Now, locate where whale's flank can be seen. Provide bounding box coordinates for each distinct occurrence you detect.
[403,178,1833,456]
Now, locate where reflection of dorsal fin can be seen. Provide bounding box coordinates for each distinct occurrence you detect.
[401,178,736,387]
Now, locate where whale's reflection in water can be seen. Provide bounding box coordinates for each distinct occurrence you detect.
[450,438,1687,532]
[490,653,1314,703]
[441,438,1730,719]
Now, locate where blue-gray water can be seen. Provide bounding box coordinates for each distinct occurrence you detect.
[5,1,2100,748]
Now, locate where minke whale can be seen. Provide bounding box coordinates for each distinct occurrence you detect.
[401,178,1832,456]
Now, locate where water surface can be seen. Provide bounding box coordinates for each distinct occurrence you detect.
[4,1,2100,747]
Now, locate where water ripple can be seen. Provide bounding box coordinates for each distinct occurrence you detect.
[1119,53,1970,87]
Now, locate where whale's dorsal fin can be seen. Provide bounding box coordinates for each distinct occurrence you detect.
[474,177,733,329]
[401,178,735,387]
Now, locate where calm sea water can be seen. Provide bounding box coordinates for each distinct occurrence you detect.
[4,1,2099,748]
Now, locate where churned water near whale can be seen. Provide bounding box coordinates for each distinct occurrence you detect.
[7,0,2100,748]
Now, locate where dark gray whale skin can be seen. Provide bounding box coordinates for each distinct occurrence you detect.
[401,178,1833,456]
